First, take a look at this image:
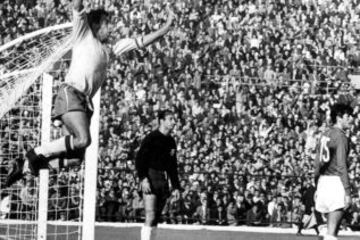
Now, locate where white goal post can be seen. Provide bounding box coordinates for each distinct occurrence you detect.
[82,89,101,240]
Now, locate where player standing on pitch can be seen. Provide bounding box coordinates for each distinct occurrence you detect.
[6,0,176,186]
[135,110,181,240]
[314,103,353,240]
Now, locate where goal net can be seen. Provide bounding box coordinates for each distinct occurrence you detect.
[0,23,100,240]
[0,23,72,120]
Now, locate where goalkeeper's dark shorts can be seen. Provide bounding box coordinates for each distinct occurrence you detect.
[147,168,170,198]
[53,84,93,121]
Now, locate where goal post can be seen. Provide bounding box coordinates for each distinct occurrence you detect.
[82,89,101,240]
[37,73,53,240]
[38,169,49,240]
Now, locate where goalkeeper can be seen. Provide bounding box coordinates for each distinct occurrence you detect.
[6,0,176,186]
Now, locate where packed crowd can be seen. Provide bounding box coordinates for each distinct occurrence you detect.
[1,0,360,228]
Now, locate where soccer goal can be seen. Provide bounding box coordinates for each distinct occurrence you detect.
[0,23,100,240]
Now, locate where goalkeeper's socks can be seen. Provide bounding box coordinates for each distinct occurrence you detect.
[141,226,151,240]
[34,136,69,158]
[141,226,157,240]
[323,235,337,240]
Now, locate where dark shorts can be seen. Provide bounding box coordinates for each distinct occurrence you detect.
[148,168,170,199]
[53,84,93,121]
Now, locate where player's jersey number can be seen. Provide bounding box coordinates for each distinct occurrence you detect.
[319,136,330,163]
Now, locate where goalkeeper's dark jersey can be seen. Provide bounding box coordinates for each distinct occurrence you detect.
[135,130,180,190]
[314,127,350,195]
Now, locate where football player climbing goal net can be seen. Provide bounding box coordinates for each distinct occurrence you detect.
[0,22,100,240]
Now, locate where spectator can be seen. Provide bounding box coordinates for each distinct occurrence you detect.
[0,193,10,219]
[166,190,184,224]
[297,178,321,235]
[68,185,80,220]
[226,199,237,226]
[246,201,265,226]
[214,198,227,225]
[193,192,211,225]
[103,189,120,222]
[130,189,144,222]
[19,177,37,220]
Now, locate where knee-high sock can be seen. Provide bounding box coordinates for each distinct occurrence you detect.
[141,226,151,240]
[34,136,73,158]
[323,235,337,240]
[141,226,157,240]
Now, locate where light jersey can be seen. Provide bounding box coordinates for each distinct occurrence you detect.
[65,9,139,98]
[314,127,350,195]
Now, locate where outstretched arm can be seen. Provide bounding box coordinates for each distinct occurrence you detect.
[113,8,176,56]
[73,0,84,11]
[139,8,176,48]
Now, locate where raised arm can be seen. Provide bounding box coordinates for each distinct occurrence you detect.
[73,0,84,11]
[113,8,176,56]
[71,0,89,42]
[139,8,176,48]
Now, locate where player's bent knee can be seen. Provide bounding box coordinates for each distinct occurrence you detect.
[74,135,91,149]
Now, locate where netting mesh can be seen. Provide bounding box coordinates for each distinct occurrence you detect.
[0,23,72,120]
[0,61,84,240]
[0,33,84,240]
[0,74,41,240]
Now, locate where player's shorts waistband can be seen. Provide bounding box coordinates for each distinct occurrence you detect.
[149,168,167,175]
[148,168,168,180]
[53,83,94,121]
[61,83,87,97]
[317,175,343,188]
[61,84,93,108]
[318,175,341,180]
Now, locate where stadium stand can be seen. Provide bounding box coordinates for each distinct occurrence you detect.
[1,0,360,229]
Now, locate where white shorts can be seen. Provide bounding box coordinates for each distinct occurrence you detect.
[315,176,345,213]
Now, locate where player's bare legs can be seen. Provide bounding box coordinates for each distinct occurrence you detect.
[142,187,169,240]
[30,111,90,170]
[324,210,344,239]
[142,194,158,240]
[30,111,91,158]
[6,111,90,186]
[60,117,87,167]
[61,111,91,153]
[144,194,157,226]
